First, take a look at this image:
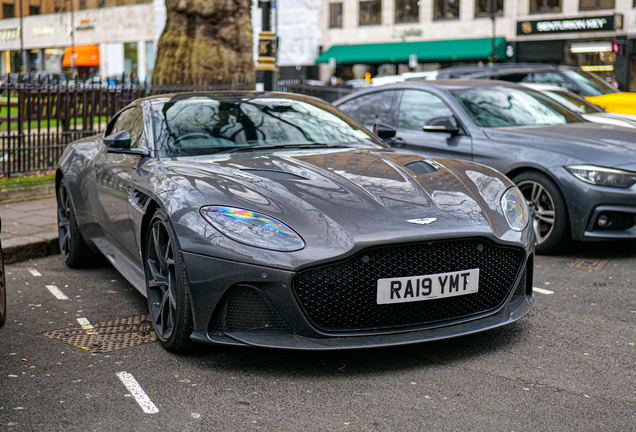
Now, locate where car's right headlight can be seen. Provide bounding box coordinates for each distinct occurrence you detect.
[565,165,636,188]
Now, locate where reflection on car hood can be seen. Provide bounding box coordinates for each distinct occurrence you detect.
[154,148,520,268]
[482,122,636,167]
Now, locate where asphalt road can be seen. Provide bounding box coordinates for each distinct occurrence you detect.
[1,242,635,431]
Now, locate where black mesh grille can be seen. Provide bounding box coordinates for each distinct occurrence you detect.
[293,239,524,332]
[210,285,291,334]
[512,267,527,298]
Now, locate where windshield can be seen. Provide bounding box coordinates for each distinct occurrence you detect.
[546,90,603,114]
[152,96,381,157]
[450,87,584,128]
[561,70,619,96]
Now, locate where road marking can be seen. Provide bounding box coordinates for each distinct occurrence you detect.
[116,371,159,414]
[76,317,98,335]
[27,267,42,277]
[533,287,554,295]
[46,285,68,300]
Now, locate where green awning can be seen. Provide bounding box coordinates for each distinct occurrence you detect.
[316,37,507,64]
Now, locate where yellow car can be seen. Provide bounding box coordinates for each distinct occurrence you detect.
[585,92,636,115]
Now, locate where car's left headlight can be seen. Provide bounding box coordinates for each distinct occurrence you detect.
[200,206,305,251]
[501,187,529,231]
[565,165,636,188]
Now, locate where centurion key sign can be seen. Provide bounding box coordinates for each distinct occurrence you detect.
[517,14,623,35]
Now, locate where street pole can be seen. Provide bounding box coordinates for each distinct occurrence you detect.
[19,0,26,76]
[255,0,278,91]
[70,0,76,77]
[490,0,496,63]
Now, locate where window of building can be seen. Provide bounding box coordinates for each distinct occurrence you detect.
[98,0,105,7]
[580,0,614,9]
[359,0,381,26]
[395,0,419,23]
[330,3,343,28]
[2,3,15,18]
[475,0,503,17]
[529,0,561,12]
[434,0,459,20]
[80,0,87,9]
[145,41,155,82]
[29,5,40,14]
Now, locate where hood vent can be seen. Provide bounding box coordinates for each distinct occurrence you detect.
[404,160,437,175]
[241,169,308,181]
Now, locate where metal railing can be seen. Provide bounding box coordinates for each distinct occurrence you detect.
[0,79,354,177]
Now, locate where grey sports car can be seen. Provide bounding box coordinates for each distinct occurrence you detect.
[56,92,534,352]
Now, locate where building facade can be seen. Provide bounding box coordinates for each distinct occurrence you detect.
[318,0,636,90]
[0,0,156,81]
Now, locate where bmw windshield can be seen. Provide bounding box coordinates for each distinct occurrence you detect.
[561,69,619,96]
[450,87,584,128]
[152,96,382,157]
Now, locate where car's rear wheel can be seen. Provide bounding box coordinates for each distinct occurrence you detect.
[513,171,570,254]
[144,210,193,352]
[57,179,99,267]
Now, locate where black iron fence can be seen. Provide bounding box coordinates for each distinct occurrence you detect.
[0,80,355,178]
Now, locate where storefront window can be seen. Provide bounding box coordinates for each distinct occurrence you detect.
[145,41,155,82]
[330,3,343,28]
[475,0,503,17]
[124,42,138,78]
[579,0,614,10]
[529,0,561,13]
[359,0,381,26]
[434,0,459,20]
[44,48,64,73]
[395,0,419,23]
[566,41,618,91]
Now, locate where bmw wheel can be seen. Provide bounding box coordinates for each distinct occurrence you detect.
[57,179,99,267]
[144,210,193,352]
[513,171,570,254]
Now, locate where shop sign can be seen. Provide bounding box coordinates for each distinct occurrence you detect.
[76,19,95,32]
[517,14,623,35]
[33,27,54,36]
[0,27,20,42]
[389,27,423,40]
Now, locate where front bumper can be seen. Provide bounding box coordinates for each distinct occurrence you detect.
[182,238,534,350]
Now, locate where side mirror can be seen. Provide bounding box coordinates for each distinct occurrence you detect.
[104,130,131,149]
[373,123,397,140]
[422,116,460,135]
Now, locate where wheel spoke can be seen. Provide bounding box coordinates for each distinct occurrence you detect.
[533,219,545,244]
[531,183,544,207]
[147,258,169,288]
[536,209,555,224]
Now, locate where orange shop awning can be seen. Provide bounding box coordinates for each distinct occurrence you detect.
[62,45,99,67]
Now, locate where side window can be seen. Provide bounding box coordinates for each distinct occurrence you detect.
[397,90,454,130]
[494,72,532,83]
[530,72,575,90]
[106,107,144,148]
[337,91,398,127]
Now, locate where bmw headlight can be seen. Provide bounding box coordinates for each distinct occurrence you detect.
[501,187,529,231]
[200,206,305,251]
[566,165,636,188]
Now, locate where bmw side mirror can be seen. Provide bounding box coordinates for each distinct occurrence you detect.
[104,130,131,149]
[373,123,397,141]
[422,116,460,135]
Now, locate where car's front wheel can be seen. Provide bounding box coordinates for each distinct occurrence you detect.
[513,171,570,254]
[144,210,193,352]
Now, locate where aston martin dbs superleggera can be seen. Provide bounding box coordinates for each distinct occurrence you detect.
[56,92,534,352]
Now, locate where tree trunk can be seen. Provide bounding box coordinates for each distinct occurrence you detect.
[154,0,253,84]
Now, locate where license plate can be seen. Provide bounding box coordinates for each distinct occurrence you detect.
[377,268,480,305]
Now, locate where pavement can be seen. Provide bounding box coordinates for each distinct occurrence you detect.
[0,196,59,264]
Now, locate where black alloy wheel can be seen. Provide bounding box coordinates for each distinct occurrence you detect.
[144,210,192,352]
[57,179,97,267]
[513,171,570,254]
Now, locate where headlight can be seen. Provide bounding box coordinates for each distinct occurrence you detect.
[200,206,305,251]
[565,165,636,188]
[501,187,529,231]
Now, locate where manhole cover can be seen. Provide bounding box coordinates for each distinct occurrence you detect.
[567,258,609,270]
[43,315,157,353]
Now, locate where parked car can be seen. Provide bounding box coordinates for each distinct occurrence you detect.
[30,72,73,86]
[522,83,636,129]
[0,217,5,328]
[434,64,636,115]
[56,92,534,352]
[334,80,636,253]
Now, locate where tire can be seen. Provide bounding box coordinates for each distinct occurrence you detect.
[0,239,5,328]
[57,179,100,268]
[144,210,193,352]
[512,171,571,254]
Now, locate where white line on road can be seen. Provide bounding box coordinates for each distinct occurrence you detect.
[27,267,41,277]
[116,371,159,414]
[76,317,98,335]
[533,287,554,295]
[46,285,68,300]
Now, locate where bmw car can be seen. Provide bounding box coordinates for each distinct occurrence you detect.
[335,80,636,254]
[56,92,534,352]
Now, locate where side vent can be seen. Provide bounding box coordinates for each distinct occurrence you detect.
[128,188,150,213]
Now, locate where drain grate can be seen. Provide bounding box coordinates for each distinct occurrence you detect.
[43,315,157,353]
[567,258,609,270]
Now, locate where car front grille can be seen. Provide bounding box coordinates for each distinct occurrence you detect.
[293,239,525,332]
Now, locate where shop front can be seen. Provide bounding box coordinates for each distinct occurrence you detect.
[515,14,628,90]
